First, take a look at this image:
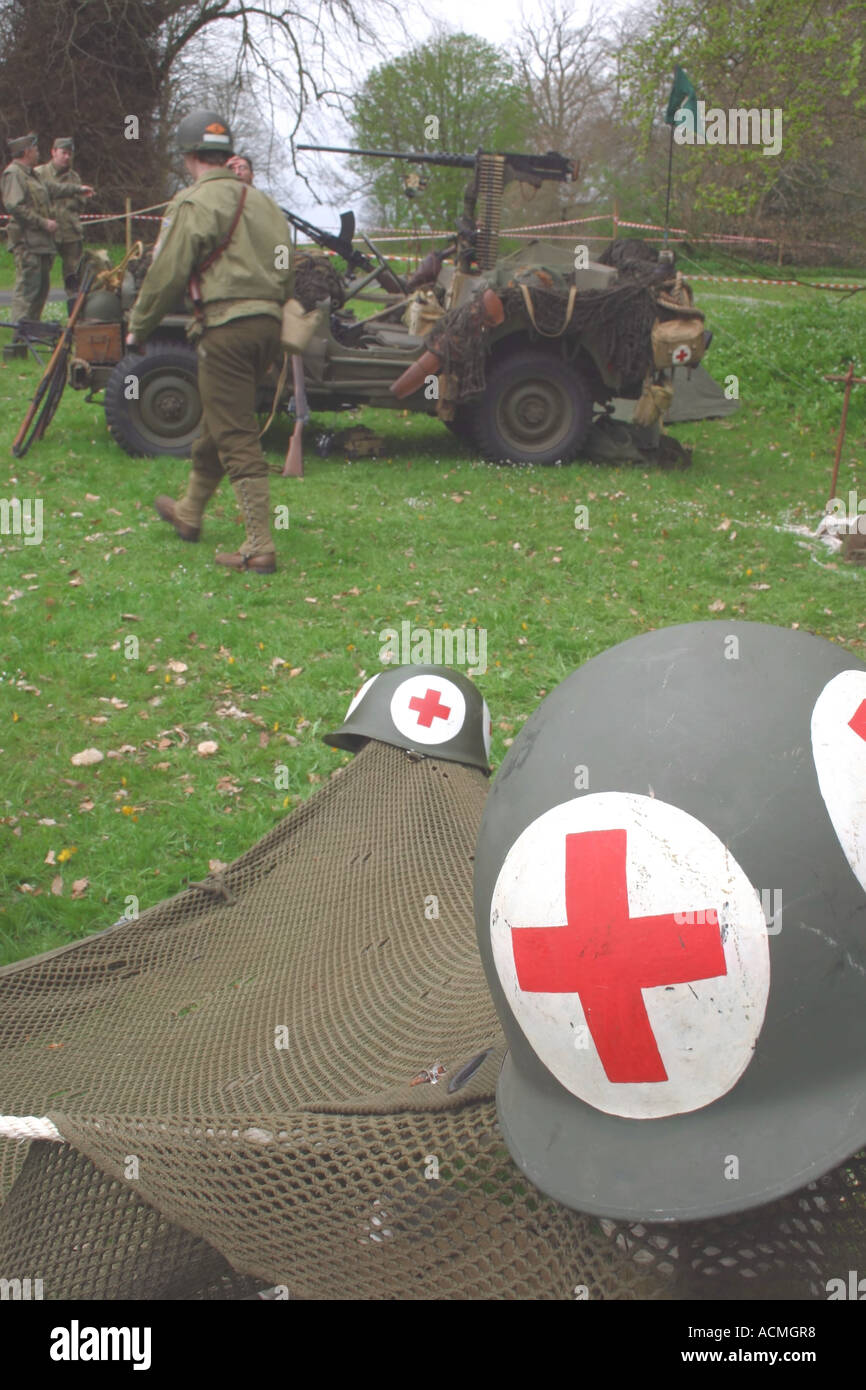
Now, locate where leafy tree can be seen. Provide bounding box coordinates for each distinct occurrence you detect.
[618,0,866,232]
[348,31,534,228]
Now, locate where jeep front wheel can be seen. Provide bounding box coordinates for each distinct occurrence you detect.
[473,350,594,465]
[104,341,202,457]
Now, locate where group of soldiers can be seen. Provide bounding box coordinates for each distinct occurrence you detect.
[1,131,94,358]
[2,117,283,571]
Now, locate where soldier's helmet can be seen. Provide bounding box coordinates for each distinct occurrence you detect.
[175,110,234,157]
[323,665,493,773]
[473,621,866,1221]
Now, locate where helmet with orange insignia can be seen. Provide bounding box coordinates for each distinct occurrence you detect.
[176,109,234,157]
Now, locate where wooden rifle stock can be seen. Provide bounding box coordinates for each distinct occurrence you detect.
[283,355,308,477]
[11,270,94,457]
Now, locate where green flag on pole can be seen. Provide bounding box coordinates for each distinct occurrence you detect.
[665,66,698,126]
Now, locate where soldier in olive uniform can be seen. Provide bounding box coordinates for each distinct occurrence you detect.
[1,132,57,358]
[35,138,94,286]
[127,109,292,573]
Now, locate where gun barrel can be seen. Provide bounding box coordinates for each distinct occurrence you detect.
[297,145,576,180]
[297,145,476,169]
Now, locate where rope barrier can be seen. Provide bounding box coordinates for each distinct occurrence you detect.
[0,1115,62,1142]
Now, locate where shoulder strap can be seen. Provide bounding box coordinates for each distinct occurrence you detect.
[188,183,248,319]
[198,183,248,276]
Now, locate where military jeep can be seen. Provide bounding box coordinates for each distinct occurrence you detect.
[67,229,708,468]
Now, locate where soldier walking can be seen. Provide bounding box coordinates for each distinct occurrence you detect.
[35,138,94,288]
[1,133,57,359]
[126,110,292,573]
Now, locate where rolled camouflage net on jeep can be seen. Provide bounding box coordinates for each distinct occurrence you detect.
[0,740,862,1299]
[427,263,663,402]
[293,251,345,313]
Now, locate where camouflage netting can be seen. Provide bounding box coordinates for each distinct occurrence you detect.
[0,740,863,1299]
[427,264,664,402]
[293,251,345,313]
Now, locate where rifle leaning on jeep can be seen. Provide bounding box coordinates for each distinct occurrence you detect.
[297,146,579,273]
[10,265,96,458]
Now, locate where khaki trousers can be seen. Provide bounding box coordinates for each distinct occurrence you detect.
[10,247,53,329]
[190,314,282,486]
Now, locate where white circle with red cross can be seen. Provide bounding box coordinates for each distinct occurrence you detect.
[490,792,770,1119]
[672,344,692,365]
[812,670,866,896]
[389,674,466,745]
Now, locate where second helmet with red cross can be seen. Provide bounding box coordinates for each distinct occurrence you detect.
[473,620,866,1221]
[323,665,492,773]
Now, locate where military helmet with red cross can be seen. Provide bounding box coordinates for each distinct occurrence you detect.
[323,665,492,772]
[474,621,866,1220]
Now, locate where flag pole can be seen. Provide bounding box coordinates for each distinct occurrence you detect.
[663,120,675,245]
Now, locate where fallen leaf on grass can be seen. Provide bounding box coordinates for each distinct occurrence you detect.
[708,599,726,612]
[167,659,188,674]
[71,878,89,899]
[197,740,218,756]
[209,859,228,874]
[79,800,94,812]
[71,747,103,766]
[51,875,63,896]
[44,849,56,865]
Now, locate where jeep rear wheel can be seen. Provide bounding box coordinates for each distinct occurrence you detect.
[104,341,202,457]
[473,350,593,465]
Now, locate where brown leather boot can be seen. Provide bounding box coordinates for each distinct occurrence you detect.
[215,477,277,573]
[154,495,201,541]
[214,551,277,574]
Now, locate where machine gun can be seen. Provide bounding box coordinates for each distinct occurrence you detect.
[280,207,405,295]
[297,146,579,272]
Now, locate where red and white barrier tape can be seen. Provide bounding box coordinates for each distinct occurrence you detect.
[689,274,864,290]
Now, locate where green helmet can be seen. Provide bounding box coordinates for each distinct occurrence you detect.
[474,621,866,1221]
[81,288,122,324]
[175,109,234,157]
[323,666,492,772]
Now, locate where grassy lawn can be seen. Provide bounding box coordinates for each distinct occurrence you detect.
[0,243,864,963]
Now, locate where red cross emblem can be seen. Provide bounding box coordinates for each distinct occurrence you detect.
[510,829,727,1083]
[673,345,691,364]
[409,687,451,728]
[849,700,866,743]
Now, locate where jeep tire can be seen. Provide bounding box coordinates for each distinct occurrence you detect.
[105,340,202,457]
[472,349,594,465]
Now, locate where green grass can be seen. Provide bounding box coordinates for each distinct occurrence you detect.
[0,250,864,964]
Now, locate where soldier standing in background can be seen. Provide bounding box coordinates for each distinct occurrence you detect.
[126,110,292,573]
[1,132,57,359]
[227,154,254,185]
[35,138,94,289]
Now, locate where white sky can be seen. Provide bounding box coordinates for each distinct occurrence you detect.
[283,0,610,224]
